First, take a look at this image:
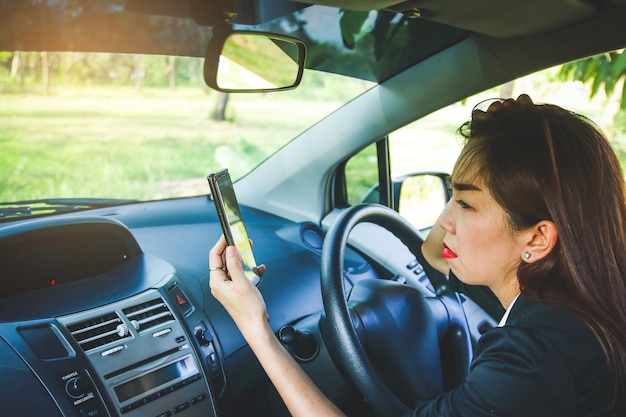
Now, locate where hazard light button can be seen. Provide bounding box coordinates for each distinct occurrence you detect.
[168,285,194,316]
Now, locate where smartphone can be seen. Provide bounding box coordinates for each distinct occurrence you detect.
[207,168,260,285]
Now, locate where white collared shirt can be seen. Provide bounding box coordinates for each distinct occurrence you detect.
[498,294,521,327]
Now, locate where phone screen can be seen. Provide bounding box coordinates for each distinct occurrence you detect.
[207,169,260,285]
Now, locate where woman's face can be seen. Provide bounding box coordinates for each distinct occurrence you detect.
[438,175,526,303]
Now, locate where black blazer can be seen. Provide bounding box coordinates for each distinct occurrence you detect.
[407,296,621,417]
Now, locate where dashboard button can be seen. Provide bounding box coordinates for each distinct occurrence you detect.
[66,376,91,398]
[191,394,207,404]
[168,286,193,315]
[80,406,102,417]
[173,402,190,413]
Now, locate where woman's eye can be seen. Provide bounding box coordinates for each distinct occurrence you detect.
[456,199,472,209]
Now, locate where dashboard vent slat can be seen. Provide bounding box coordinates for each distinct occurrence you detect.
[66,312,130,352]
[122,297,175,332]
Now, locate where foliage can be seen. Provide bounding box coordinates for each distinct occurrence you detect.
[559,50,626,109]
[345,143,378,204]
[0,51,206,91]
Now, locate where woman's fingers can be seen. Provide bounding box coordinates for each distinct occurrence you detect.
[209,235,228,271]
[516,93,534,105]
[224,245,245,279]
[255,264,266,277]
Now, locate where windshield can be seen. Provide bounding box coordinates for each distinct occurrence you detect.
[1,52,373,206]
[1,0,467,218]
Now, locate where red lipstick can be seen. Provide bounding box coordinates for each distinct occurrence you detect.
[442,243,457,259]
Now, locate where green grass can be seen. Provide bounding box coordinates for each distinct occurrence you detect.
[0,86,339,202]
[1,88,221,200]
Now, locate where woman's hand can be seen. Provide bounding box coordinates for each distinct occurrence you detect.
[209,235,268,341]
[209,236,346,417]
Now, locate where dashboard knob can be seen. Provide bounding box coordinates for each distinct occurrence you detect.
[195,328,213,346]
[278,325,318,361]
[278,325,296,344]
[65,376,91,398]
[116,323,130,337]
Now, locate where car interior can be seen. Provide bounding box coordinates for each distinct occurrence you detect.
[1,1,626,416]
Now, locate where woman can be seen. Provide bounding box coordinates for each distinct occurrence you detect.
[209,95,626,416]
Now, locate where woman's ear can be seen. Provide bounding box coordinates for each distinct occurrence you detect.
[521,220,558,263]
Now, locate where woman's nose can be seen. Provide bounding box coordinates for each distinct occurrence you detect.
[438,199,455,234]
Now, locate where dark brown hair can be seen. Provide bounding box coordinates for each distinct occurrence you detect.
[456,97,626,398]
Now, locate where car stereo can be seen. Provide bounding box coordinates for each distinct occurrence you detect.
[58,289,216,417]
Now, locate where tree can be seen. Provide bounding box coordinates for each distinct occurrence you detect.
[132,54,144,91]
[41,51,50,94]
[212,92,229,121]
[559,50,626,123]
[166,56,176,90]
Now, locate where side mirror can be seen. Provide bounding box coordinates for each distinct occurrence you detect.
[359,171,450,233]
[397,172,451,233]
[204,30,306,92]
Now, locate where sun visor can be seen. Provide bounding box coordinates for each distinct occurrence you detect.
[300,0,598,38]
[400,0,597,37]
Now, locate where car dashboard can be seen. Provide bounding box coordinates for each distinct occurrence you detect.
[0,196,494,417]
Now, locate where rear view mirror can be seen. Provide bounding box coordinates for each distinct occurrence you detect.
[204,31,306,92]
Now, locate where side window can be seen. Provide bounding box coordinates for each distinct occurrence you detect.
[345,142,378,205]
[344,103,463,212]
[389,105,464,180]
[388,105,464,232]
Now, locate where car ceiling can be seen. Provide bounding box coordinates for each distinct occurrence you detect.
[297,0,602,37]
[2,0,622,84]
[125,0,609,38]
[126,0,616,38]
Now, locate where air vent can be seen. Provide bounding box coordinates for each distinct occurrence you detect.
[122,297,175,333]
[66,312,131,352]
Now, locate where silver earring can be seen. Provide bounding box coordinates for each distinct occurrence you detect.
[523,252,531,260]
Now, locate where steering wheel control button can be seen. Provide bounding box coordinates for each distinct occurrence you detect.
[392,275,407,284]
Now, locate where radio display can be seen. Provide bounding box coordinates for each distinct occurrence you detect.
[114,356,196,403]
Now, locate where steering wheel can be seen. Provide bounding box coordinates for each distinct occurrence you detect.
[321,204,472,417]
